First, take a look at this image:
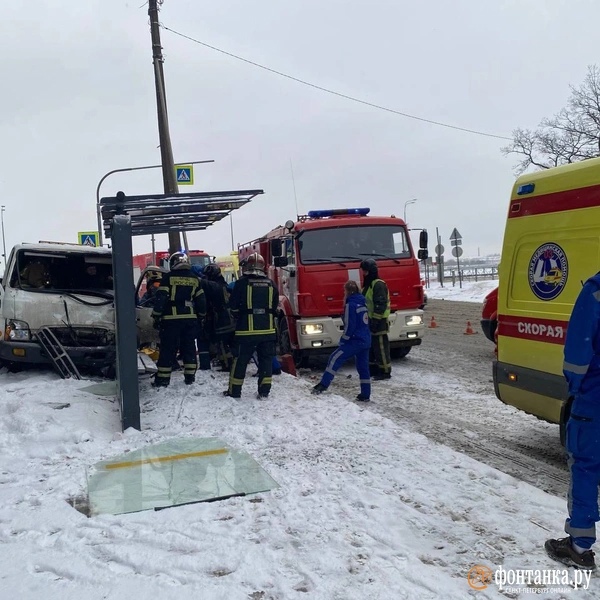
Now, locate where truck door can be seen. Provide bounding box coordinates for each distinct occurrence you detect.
[281,238,299,313]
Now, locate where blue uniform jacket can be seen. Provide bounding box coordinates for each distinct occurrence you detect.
[340,293,371,349]
[563,272,600,417]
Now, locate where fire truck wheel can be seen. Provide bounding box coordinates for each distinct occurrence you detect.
[277,318,307,368]
[390,347,411,360]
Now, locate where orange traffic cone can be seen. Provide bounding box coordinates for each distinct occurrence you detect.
[428,315,438,328]
[464,321,477,335]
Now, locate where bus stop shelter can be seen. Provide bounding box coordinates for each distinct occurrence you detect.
[100,189,264,431]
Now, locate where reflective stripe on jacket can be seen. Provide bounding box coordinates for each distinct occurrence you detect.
[152,269,207,321]
[230,274,279,338]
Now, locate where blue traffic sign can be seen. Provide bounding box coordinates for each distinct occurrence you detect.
[175,165,194,185]
[78,231,99,247]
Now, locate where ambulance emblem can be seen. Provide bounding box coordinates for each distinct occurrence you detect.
[528,243,568,301]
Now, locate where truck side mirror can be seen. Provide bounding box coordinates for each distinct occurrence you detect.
[271,239,283,257]
[273,256,288,267]
[418,249,428,260]
[419,230,428,249]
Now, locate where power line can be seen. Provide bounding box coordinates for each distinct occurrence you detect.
[161,24,512,141]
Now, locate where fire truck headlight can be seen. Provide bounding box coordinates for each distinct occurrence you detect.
[405,315,423,327]
[301,323,324,335]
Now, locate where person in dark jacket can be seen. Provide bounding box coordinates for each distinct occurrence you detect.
[151,252,206,387]
[203,263,235,371]
[225,252,279,399]
[190,264,211,370]
[139,272,162,307]
[360,258,392,380]
[545,272,600,570]
[312,280,371,401]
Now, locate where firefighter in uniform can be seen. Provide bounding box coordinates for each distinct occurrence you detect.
[151,252,207,387]
[360,258,392,379]
[225,252,279,399]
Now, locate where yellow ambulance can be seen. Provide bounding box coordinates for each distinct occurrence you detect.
[494,157,600,436]
[214,251,240,284]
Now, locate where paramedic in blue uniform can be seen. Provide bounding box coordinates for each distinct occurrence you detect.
[312,280,371,401]
[151,252,206,387]
[545,273,600,570]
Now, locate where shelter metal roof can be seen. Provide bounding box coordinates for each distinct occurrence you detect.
[100,189,264,238]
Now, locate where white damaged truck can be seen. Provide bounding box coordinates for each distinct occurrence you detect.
[0,242,117,372]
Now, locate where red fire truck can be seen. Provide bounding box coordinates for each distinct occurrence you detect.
[238,207,427,364]
[132,250,212,280]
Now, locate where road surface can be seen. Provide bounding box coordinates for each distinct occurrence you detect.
[299,298,570,498]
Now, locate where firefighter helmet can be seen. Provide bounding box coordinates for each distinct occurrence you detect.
[169,252,190,270]
[146,269,162,281]
[203,263,221,280]
[242,252,266,275]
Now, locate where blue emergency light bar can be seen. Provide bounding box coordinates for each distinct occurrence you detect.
[517,183,535,195]
[307,207,370,218]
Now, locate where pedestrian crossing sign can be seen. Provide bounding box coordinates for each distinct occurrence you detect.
[78,231,99,247]
[175,165,194,185]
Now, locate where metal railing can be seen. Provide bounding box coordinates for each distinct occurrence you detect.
[422,265,499,287]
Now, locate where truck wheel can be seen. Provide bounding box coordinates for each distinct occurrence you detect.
[390,347,411,359]
[277,318,291,356]
[278,318,307,368]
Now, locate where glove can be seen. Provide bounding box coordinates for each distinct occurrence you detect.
[152,317,161,330]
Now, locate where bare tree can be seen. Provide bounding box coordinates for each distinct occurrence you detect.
[503,65,600,174]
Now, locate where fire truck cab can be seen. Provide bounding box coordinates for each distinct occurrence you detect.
[239,207,427,364]
[132,250,212,281]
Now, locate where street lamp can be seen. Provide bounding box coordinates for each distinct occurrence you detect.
[403,198,417,225]
[95,159,214,248]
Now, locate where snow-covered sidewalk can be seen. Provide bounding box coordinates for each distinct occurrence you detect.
[0,365,592,599]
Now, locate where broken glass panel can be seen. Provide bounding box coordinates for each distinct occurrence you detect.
[87,437,278,515]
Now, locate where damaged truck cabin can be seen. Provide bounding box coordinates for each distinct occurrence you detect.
[0,243,115,371]
[239,207,427,365]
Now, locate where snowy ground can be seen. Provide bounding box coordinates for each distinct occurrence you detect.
[426,278,498,303]
[0,282,594,600]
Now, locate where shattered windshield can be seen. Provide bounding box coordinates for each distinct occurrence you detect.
[298,225,412,265]
[11,250,113,292]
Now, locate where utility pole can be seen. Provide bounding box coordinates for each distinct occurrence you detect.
[148,0,181,255]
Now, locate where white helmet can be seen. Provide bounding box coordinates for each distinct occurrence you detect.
[242,252,266,276]
[169,252,190,270]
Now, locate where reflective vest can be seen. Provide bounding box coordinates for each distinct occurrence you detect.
[152,269,206,320]
[230,275,278,338]
[364,279,390,320]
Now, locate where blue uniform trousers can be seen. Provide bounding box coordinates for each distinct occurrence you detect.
[320,340,371,399]
[565,416,600,549]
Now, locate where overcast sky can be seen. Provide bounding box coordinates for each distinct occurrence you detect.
[2,0,599,262]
